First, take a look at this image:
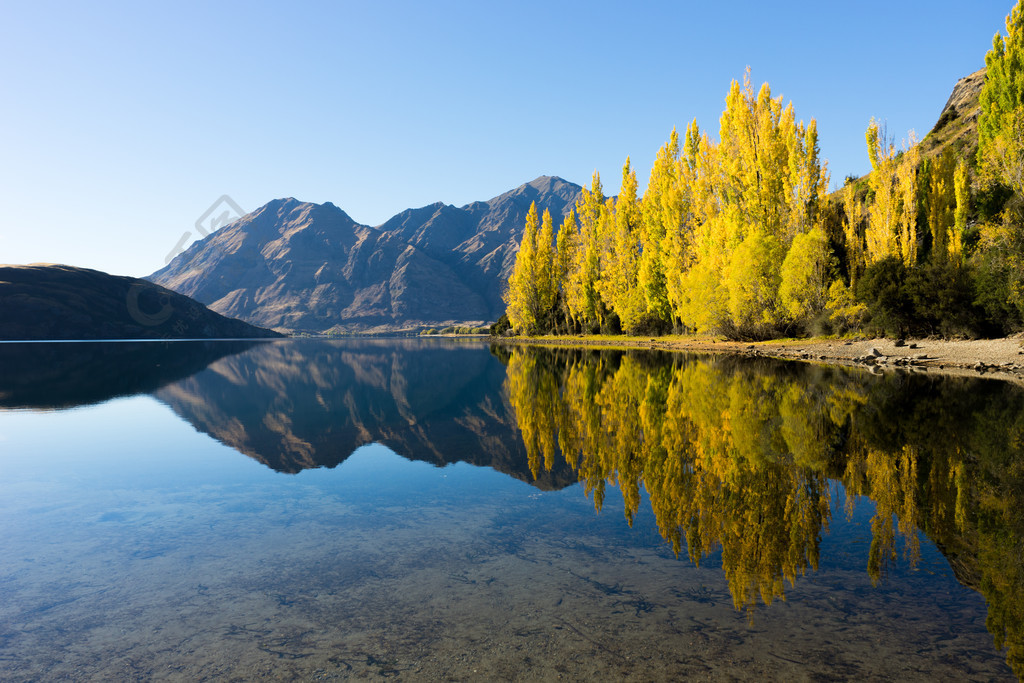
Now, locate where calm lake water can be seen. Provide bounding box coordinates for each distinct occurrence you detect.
[0,338,1021,681]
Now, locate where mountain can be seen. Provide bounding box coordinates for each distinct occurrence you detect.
[149,176,583,334]
[0,264,283,340]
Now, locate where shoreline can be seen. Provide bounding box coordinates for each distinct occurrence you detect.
[493,334,1024,382]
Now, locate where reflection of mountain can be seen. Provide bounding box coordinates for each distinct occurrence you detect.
[153,339,577,490]
[502,345,1024,678]
[0,340,260,409]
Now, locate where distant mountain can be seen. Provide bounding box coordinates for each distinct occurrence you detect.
[149,176,583,333]
[0,264,283,340]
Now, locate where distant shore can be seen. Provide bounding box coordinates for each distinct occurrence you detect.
[494,333,1024,382]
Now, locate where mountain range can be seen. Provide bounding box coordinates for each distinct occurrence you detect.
[149,176,582,334]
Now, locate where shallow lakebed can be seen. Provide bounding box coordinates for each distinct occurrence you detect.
[0,338,1019,680]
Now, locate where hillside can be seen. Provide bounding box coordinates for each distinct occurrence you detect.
[0,264,283,340]
[149,176,582,334]
[921,67,986,160]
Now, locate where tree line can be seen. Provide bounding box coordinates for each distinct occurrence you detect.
[502,0,1024,340]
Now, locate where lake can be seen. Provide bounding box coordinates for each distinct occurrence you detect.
[0,338,1020,680]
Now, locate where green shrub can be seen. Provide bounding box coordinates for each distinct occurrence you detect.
[855,257,913,337]
[489,314,511,336]
[905,261,984,337]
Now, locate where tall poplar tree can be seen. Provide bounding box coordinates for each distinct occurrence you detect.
[537,208,557,320]
[566,172,607,329]
[504,202,543,333]
[603,158,645,331]
[896,133,921,267]
[841,181,865,287]
[555,209,578,327]
[926,151,956,263]
[639,131,681,326]
[951,160,970,265]
[864,119,901,264]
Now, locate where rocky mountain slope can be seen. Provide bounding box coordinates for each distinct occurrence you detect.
[149,176,582,333]
[921,67,986,160]
[0,264,282,340]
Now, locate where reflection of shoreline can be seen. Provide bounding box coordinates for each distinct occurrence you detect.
[503,345,1024,677]
[0,340,260,409]
[152,340,579,490]
[495,335,1024,383]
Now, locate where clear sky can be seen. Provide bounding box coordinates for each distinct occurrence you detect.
[0,0,1014,277]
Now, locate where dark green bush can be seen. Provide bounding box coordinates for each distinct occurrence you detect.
[627,311,672,336]
[905,260,985,337]
[855,257,913,337]
[600,311,622,335]
[489,314,511,336]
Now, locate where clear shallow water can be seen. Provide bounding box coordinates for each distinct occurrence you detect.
[0,339,1019,680]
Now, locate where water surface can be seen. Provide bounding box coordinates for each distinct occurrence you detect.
[0,339,1020,680]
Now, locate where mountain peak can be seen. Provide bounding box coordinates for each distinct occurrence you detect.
[524,175,569,191]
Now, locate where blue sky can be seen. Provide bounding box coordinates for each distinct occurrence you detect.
[0,0,1013,277]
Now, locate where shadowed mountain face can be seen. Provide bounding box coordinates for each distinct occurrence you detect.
[148,176,582,333]
[0,264,283,341]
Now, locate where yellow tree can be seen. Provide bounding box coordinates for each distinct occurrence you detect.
[716,74,827,334]
[896,132,921,267]
[925,151,956,263]
[537,208,557,320]
[663,119,704,324]
[951,159,970,264]
[864,119,901,264]
[602,158,645,331]
[841,181,866,286]
[555,209,578,326]
[503,202,544,333]
[780,227,832,321]
[978,0,1024,178]
[640,130,682,326]
[565,172,607,328]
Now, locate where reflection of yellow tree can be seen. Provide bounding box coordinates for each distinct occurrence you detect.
[503,346,1024,675]
[660,361,833,611]
[504,349,559,479]
[844,446,921,586]
[508,348,837,612]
